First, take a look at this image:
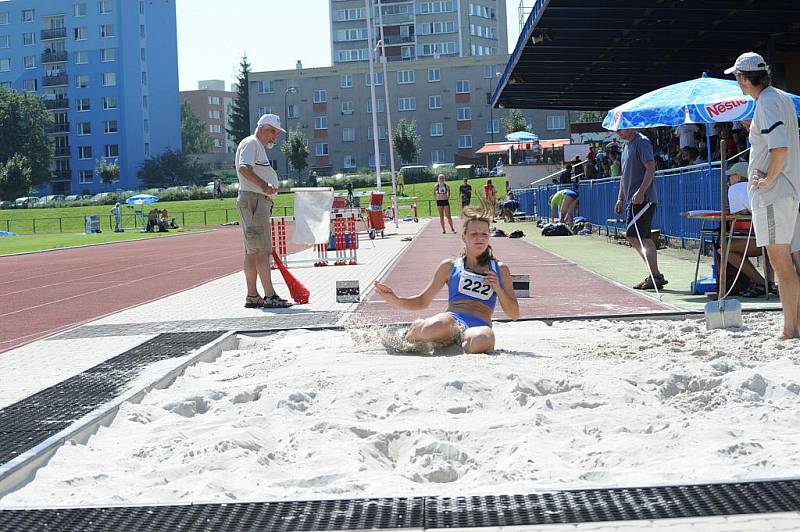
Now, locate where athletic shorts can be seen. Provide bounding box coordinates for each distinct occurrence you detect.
[236,191,273,254]
[625,202,656,239]
[436,199,450,207]
[751,195,799,248]
[564,189,578,199]
[447,311,491,331]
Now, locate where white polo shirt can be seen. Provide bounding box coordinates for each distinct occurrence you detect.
[728,181,750,213]
[235,135,278,198]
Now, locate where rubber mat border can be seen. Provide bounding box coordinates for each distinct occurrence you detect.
[1,479,799,531]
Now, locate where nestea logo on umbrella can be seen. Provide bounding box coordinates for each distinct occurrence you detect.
[697,97,754,123]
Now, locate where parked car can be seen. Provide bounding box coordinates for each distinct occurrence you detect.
[14,196,39,208]
[0,200,12,209]
[40,194,65,204]
[90,192,112,202]
[64,194,80,201]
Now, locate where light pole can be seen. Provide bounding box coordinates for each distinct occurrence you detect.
[283,86,297,179]
[365,0,382,189]
[376,0,399,228]
[488,71,500,142]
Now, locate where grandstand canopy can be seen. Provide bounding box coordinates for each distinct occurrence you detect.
[493,0,800,111]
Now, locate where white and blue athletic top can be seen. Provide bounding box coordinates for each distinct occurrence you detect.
[447,258,501,310]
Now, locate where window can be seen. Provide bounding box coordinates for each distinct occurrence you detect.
[365,71,383,86]
[77,122,91,135]
[141,95,147,108]
[315,143,329,156]
[99,1,113,14]
[431,149,445,164]
[209,124,221,133]
[99,24,115,38]
[139,24,145,38]
[430,122,443,137]
[208,96,220,105]
[0,35,8,49]
[104,144,119,157]
[366,99,385,113]
[418,42,458,56]
[313,89,327,103]
[140,71,146,85]
[209,110,221,119]
[369,152,387,167]
[456,80,470,93]
[428,68,441,82]
[257,80,273,94]
[483,64,497,79]
[76,75,89,88]
[547,114,566,130]
[100,48,116,62]
[144,142,150,156]
[486,119,500,134]
[344,155,356,169]
[417,2,455,14]
[22,79,37,91]
[340,74,352,88]
[287,104,299,119]
[367,126,387,140]
[314,116,328,130]
[417,20,456,35]
[287,79,298,89]
[333,28,368,42]
[428,95,442,109]
[103,95,117,109]
[23,55,35,69]
[22,32,35,46]
[342,127,355,142]
[0,12,8,25]
[140,48,146,61]
[74,27,87,40]
[139,1,144,15]
[398,97,416,112]
[79,170,93,184]
[332,8,365,21]
[458,135,473,149]
[102,72,116,86]
[143,119,149,134]
[341,100,353,114]
[22,9,35,23]
[401,46,413,59]
[104,120,118,134]
[77,98,91,111]
[74,50,88,64]
[78,146,92,159]
[457,107,471,121]
[397,70,415,84]
[74,3,87,17]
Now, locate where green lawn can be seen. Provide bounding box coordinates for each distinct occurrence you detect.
[0,176,508,234]
[0,228,205,255]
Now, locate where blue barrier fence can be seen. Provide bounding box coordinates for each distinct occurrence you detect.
[514,162,726,246]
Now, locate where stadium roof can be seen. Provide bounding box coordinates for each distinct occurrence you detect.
[492,0,800,111]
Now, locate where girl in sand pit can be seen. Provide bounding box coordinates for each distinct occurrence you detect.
[374,202,519,353]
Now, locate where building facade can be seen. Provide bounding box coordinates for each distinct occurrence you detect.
[180,80,236,156]
[330,0,508,64]
[249,55,570,175]
[0,0,180,194]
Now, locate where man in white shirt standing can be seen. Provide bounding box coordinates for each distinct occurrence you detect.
[235,114,292,308]
[727,51,800,337]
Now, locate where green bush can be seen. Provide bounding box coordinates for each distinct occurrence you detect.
[398,166,433,183]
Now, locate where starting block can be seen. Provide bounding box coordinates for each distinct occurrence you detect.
[336,280,360,303]
[512,274,530,298]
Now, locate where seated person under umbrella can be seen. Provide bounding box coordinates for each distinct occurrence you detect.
[721,161,773,297]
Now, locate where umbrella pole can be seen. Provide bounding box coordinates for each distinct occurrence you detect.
[719,139,727,299]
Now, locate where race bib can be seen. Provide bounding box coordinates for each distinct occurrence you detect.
[458,270,494,301]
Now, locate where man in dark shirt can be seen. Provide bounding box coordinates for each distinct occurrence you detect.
[558,163,572,184]
[458,178,472,207]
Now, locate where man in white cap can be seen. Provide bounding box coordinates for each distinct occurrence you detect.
[727,51,800,336]
[235,113,292,308]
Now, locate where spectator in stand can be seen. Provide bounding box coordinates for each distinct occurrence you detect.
[608,151,621,177]
[213,177,223,199]
[483,179,497,206]
[558,163,572,184]
[675,123,699,153]
[459,177,472,208]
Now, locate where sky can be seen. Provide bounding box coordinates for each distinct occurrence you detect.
[175,0,528,91]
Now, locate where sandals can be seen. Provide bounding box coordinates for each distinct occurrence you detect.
[244,294,293,308]
[739,284,766,298]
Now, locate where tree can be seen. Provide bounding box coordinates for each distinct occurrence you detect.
[137,149,208,188]
[226,54,251,148]
[575,111,606,123]
[281,127,309,175]
[95,157,120,185]
[392,119,421,164]
[501,109,528,134]
[181,100,214,154]
[0,87,53,198]
[0,154,33,199]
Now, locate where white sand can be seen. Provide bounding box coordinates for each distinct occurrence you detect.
[3,312,800,507]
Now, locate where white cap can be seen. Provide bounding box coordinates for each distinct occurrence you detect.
[256,113,286,132]
[724,52,768,75]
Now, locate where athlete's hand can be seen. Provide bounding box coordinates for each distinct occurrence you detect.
[485,271,500,291]
[373,281,397,302]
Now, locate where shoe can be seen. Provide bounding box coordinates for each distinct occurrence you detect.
[263,294,293,308]
[244,294,265,308]
[740,284,766,298]
[769,283,779,296]
[633,274,667,290]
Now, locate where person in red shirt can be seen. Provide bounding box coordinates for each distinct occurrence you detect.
[483,179,497,205]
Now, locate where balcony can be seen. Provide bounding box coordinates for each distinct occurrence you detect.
[44,97,69,110]
[52,169,71,181]
[43,74,68,87]
[380,13,414,25]
[47,122,70,134]
[54,146,71,157]
[41,28,67,40]
[42,50,68,63]
[382,34,415,45]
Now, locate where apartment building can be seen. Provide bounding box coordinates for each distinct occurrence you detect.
[0,0,180,194]
[180,80,236,156]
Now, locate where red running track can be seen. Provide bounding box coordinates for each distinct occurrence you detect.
[0,226,306,354]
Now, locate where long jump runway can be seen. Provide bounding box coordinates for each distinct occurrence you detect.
[358,220,674,323]
[0,226,305,354]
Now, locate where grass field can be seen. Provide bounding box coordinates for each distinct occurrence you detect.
[0,228,205,255]
[0,176,508,235]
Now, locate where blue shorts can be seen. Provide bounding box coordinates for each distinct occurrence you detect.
[564,189,578,199]
[447,311,491,331]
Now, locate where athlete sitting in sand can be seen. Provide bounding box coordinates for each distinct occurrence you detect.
[374,202,519,353]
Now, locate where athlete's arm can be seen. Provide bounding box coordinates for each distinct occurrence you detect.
[486,263,519,320]
[373,259,452,310]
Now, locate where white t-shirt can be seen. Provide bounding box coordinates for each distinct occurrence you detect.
[748,86,800,202]
[675,124,698,149]
[235,135,278,198]
[728,182,750,213]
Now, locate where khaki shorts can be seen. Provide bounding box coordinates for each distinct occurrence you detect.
[751,195,799,248]
[237,191,273,254]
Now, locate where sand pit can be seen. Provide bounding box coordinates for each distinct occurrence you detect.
[3,312,800,507]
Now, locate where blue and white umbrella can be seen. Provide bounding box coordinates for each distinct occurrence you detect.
[505,131,539,142]
[602,74,800,131]
[125,194,159,205]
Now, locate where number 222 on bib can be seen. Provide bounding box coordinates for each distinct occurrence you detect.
[458,271,494,301]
